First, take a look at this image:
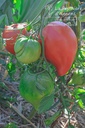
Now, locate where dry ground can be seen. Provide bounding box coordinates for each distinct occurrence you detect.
[0,51,85,128]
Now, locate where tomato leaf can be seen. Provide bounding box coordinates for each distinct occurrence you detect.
[73,88,85,109]
[44,110,61,126]
[0,82,8,90]
[0,14,9,27]
[55,0,64,9]
[38,94,54,114]
[6,62,16,79]
[79,15,85,22]
[4,122,18,128]
[66,0,79,7]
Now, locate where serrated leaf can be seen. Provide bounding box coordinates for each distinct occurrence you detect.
[79,15,85,22]
[55,0,64,9]
[59,7,74,14]
[66,0,79,7]
[73,88,85,109]
[38,94,54,114]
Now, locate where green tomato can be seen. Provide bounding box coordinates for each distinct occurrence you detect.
[19,71,54,110]
[14,37,41,64]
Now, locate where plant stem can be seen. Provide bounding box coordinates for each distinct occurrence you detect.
[28,107,37,120]
[76,12,81,43]
[7,101,37,128]
[0,51,10,56]
[40,9,46,61]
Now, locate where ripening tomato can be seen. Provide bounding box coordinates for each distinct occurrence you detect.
[2,23,28,54]
[41,21,78,76]
[14,37,41,64]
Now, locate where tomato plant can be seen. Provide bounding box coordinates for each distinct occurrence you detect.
[41,21,78,76]
[14,37,41,64]
[2,23,28,54]
[1,0,85,128]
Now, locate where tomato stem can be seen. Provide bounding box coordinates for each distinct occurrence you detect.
[28,107,37,120]
[40,9,46,61]
[0,51,10,56]
[76,12,81,42]
[36,9,50,72]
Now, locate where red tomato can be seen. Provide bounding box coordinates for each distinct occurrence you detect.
[2,23,28,54]
[42,21,78,76]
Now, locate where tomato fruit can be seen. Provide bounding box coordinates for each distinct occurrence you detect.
[41,21,77,76]
[2,23,28,54]
[14,37,41,64]
[19,71,54,110]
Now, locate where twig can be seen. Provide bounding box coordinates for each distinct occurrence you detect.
[7,101,37,128]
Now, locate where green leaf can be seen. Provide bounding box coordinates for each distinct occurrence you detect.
[45,110,61,126]
[68,69,85,86]
[66,0,80,7]
[4,122,18,128]
[81,29,85,35]
[12,0,21,22]
[0,14,9,26]
[82,35,85,41]
[6,62,16,79]
[60,76,66,84]
[38,94,54,114]
[73,88,85,109]
[74,88,85,94]
[18,0,52,22]
[0,0,6,8]
[55,0,64,9]
[59,7,74,14]
[0,82,8,90]
[79,15,85,22]
[0,0,14,24]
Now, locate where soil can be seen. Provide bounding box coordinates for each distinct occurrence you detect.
[0,48,85,128]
